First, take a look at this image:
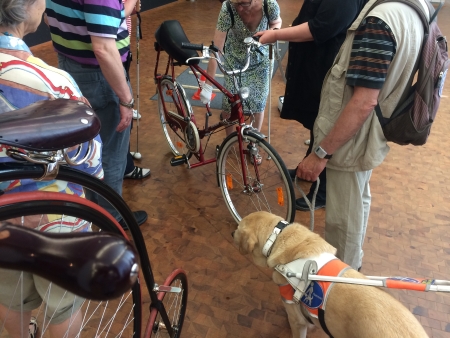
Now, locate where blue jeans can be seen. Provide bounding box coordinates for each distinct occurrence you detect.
[58,54,131,220]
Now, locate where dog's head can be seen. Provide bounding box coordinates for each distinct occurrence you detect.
[232,211,284,267]
[233,211,337,268]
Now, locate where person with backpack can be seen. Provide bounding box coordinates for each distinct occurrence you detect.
[293,0,441,270]
[255,0,368,210]
[200,0,281,164]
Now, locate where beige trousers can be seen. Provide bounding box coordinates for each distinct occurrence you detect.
[324,168,372,269]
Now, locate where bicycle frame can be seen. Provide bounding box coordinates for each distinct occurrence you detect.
[154,47,261,187]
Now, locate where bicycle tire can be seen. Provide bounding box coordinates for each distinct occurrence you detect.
[157,77,195,157]
[0,192,142,338]
[145,269,188,338]
[217,131,296,224]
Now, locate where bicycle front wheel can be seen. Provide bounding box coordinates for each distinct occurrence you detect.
[157,77,193,157]
[145,269,188,338]
[0,192,141,338]
[217,131,295,224]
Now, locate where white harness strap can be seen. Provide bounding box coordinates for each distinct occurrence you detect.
[262,220,290,257]
[275,253,337,303]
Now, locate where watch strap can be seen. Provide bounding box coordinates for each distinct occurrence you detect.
[119,97,134,108]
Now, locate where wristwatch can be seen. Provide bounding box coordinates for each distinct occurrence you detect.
[119,98,134,109]
[314,145,332,159]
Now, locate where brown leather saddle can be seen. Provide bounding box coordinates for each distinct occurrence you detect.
[0,99,100,152]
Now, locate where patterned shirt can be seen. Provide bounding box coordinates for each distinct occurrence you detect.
[0,34,103,232]
[346,17,397,89]
[46,0,130,65]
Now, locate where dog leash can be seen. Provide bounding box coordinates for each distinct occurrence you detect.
[294,176,320,231]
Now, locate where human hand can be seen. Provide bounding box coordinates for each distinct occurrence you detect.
[296,153,327,182]
[253,30,277,45]
[200,83,213,104]
[116,105,133,132]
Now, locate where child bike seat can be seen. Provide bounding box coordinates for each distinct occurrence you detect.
[155,20,200,65]
[0,99,100,152]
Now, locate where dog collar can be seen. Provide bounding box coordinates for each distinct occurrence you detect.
[262,220,290,257]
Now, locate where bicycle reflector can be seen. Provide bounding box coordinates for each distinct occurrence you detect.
[277,187,284,206]
[226,173,233,189]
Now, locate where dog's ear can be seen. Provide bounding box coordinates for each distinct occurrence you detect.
[238,228,257,255]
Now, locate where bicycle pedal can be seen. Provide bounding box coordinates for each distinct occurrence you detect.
[170,155,187,166]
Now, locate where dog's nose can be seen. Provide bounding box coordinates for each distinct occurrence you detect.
[231,230,235,238]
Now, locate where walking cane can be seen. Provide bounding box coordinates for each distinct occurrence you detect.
[132,3,143,159]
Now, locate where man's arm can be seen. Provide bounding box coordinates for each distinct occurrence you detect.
[91,35,133,132]
[296,86,379,182]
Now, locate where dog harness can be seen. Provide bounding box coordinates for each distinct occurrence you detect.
[276,253,351,338]
[262,220,290,257]
[261,220,350,337]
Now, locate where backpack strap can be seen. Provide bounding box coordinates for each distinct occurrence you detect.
[429,0,444,23]
[226,0,235,28]
[366,0,432,32]
[263,0,270,29]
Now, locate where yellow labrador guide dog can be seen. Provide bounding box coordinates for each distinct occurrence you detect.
[233,211,428,338]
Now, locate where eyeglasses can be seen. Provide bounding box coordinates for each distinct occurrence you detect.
[231,0,252,7]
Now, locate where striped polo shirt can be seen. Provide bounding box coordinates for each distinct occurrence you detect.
[46,0,130,65]
[346,17,397,89]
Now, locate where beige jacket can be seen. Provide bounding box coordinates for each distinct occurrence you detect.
[313,0,428,171]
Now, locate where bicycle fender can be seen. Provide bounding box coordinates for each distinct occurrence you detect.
[242,127,267,139]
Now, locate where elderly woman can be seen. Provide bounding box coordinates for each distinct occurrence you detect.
[0,0,103,336]
[201,0,281,163]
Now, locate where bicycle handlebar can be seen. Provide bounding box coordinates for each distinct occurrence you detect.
[0,223,139,301]
[181,42,204,51]
[183,37,268,76]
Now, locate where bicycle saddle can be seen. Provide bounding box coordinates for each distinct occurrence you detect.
[0,222,138,301]
[155,20,200,65]
[0,99,100,152]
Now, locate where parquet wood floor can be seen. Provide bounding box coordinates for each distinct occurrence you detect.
[31,0,450,336]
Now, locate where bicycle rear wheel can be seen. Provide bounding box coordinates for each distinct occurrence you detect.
[145,269,188,338]
[157,77,194,157]
[217,131,295,224]
[0,192,141,338]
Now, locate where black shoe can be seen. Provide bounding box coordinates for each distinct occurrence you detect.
[295,195,326,211]
[119,210,148,230]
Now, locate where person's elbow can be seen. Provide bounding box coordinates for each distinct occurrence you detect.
[91,37,114,61]
[353,86,379,116]
[270,17,282,29]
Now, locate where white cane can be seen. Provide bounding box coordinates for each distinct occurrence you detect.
[268,43,273,145]
[132,4,142,159]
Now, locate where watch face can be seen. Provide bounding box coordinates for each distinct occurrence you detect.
[315,146,326,159]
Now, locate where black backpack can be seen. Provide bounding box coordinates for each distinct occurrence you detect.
[373,0,449,146]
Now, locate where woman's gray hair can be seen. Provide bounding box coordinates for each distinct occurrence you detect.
[0,0,37,27]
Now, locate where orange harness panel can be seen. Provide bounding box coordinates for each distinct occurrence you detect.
[278,259,350,317]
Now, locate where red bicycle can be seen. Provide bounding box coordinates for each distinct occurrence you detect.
[154,20,295,224]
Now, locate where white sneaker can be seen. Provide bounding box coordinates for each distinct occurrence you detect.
[133,110,141,120]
